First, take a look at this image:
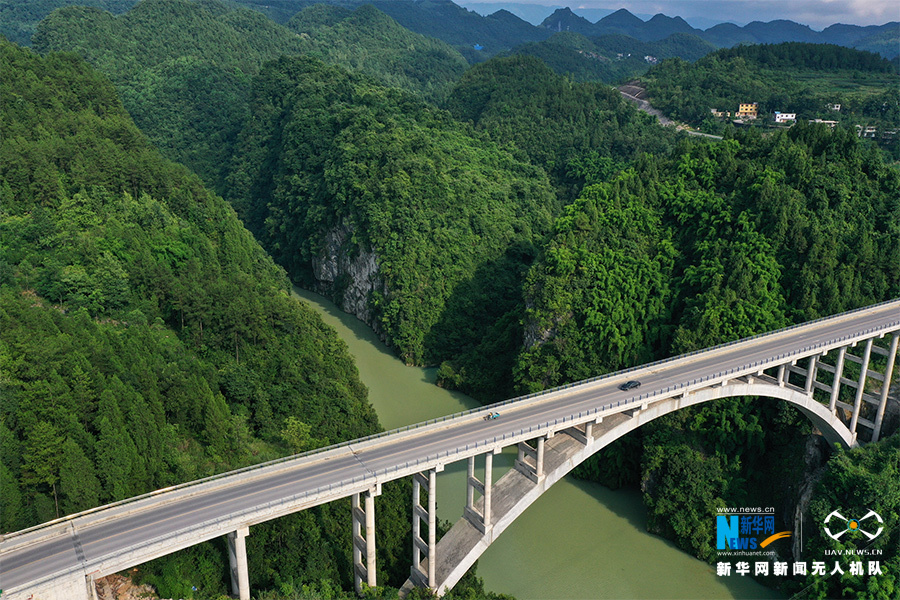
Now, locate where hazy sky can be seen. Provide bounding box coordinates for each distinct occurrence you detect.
[459,0,900,30]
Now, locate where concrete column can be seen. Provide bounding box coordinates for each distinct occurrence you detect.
[850,338,873,435]
[411,470,437,589]
[805,355,819,395]
[466,457,475,510]
[829,346,847,413]
[535,437,545,478]
[352,493,363,595]
[872,333,898,443]
[428,469,436,588]
[483,452,493,527]
[352,488,379,593]
[412,477,421,572]
[777,364,786,387]
[584,422,593,439]
[365,491,376,588]
[227,527,250,600]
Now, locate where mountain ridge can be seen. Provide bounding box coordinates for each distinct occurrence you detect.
[537,5,899,56]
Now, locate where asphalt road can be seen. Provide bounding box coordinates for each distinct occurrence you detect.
[2,300,898,593]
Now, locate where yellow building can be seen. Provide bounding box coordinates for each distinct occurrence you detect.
[737,102,758,119]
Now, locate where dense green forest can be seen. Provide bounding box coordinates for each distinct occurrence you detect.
[0,0,138,46]
[285,3,468,101]
[506,31,716,83]
[5,2,900,599]
[505,125,899,599]
[0,39,458,599]
[444,55,677,203]
[226,55,554,365]
[31,0,470,187]
[640,43,900,156]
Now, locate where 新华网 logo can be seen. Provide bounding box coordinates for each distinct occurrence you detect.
[717,512,791,551]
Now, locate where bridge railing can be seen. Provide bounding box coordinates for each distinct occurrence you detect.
[370,317,900,479]
[6,315,900,593]
[4,300,898,545]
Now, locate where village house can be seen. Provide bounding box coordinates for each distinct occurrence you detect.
[774,112,796,123]
[737,102,758,119]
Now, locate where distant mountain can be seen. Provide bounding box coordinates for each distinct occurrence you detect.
[456,1,565,25]
[644,14,695,39]
[741,19,819,44]
[6,0,898,60]
[535,6,899,58]
[851,26,900,59]
[541,6,594,35]
[700,22,762,47]
[367,0,549,58]
[507,30,716,82]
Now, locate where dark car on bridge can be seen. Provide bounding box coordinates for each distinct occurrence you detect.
[619,380,641,391]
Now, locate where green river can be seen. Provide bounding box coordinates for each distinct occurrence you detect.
[294,288,783,600]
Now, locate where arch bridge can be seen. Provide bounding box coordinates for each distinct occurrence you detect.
[1,300,898,600]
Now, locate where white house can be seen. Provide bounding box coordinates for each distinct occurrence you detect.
[774,111,796,123]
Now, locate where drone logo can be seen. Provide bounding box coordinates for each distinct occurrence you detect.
[823,509,884,541]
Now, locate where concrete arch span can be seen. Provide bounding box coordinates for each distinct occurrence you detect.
[427,380,853,595]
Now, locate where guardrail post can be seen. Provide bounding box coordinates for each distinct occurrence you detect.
[227,526,250,600]
[872,333,899,443]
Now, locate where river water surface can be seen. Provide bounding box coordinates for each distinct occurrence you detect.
[294,288,782,600]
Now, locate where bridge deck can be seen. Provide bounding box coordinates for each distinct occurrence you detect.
[2,300,898,598]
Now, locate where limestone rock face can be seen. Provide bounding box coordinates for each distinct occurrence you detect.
[312,223,385,338]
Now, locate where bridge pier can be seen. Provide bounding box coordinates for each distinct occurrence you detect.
[352,486,380,593]
[849,338,874,441]
[805,354,819,395]
[411,469,438,588]
[515,436,546,483]
[872,333,898,442]
[568,416,601,445]
[828,346,847,413]
[464,450,498,533]
[226,527,250,600]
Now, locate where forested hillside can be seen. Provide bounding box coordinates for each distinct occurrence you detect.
[285,3,468,101]
[226,55,554,365]
[640,43,899,156]
[506,124,899,598]
[0,39,421,597]
[505,31,716,83]
[7,3,900,599]
[445,55,676,202]
[31,0,469,187]
[0,0,138,46]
